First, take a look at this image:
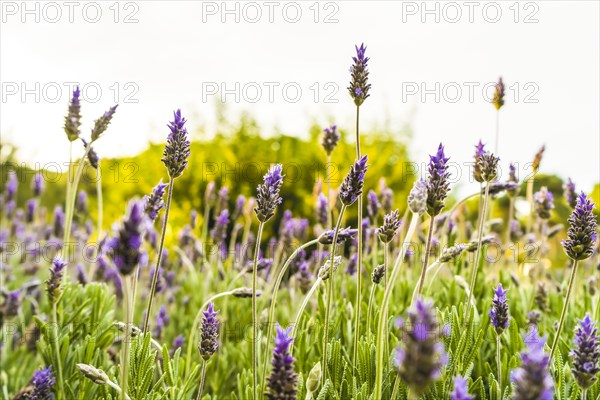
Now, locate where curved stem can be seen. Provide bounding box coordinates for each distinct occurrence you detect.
[366,283,377,337]
[550,259,579,362]
[143,177,174,334]
[352,104,363,369]
[252,222,265,400]
[374,213,419,400]
[415,217,435,299]
[390,371,401,400]
[322,205,346,386]
[466,183,490,318]
[290,277,323,355]
[185,291,233,377]
[51,301,65,399]
[196,361,207,400]
[261,238,319,390]
[411,260,440,305]
[105,379,131,400]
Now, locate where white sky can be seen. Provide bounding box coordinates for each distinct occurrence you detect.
[1,0,599,193]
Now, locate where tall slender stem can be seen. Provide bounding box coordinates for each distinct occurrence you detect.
[526,168,536,234]
[326,154,332,229]
[494,110,500,154]
[252,222,265,400]
[289,276,322,355]
[261,239,319,391]
[496,334,502,398]
[51,301,65,399]
[352,104,363,368]
[143,177,174,334]
[550,259,579,362]
[383,242,389,289]
[322,205,346,386]
[504,197,514,258]
[120,275,133,400]
[416,217,435,298]
[466,183,490,318]
[390,372,401,400]
[196,361,207,400]
[374,213,419,400]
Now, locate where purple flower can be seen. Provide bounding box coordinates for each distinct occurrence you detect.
[232,195,246,221]
[144,180,168,221]
[473,140,486,183]
[255,164,284,223]
[511,328,553,400]
[153,305,170,339]
[348,43,371,107]
[570,314,600,389]
[31,366,55,400]
[394,299,447,395]
[5,170,17,201]
[266,325,297,400]
[426,144,451,217]
[161,109,191,179]
[173,335,184,351]
[318,227,358,245]
[46,258,67,304]
[321,124,340,155]
[109,199,147,275]
[533,187,554,219]
[53,206,64,237]
[1,289,21,317]
[91,104,118,141]
[316,193,328,226]
[367,190,381,221]
[562,192,597,260]
[26,199,37,223]
[379,187,393,214]
[32,172,44,197]
[76,263,88,286]
[489,283,510,334]
[199,302,220,360]
[76,191,88,214]
[563,178,577,209]
[450,375,472,400]
[507,163,519,197]
[81,138,100,169]
[211,209,229,245]
[339,155,368,206]
[493,77,505,110]
[64,87,81,141]
[377,209,401,243]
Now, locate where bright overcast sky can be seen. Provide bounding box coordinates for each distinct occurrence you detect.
[1,1,599,193]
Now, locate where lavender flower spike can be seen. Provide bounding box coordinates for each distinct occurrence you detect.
[489,283,510,335]
[31,367,56,400]
[562,192,597,260]
[339,155,368,206]
[563,178,577,209]
[266,325,297,400]
[570,314,600,389]
[32,172,44,197]
[473,140,486,183]
[255,164,284,223]
[144,180,169,221]
[109,199,148,275]
[5,170,17,201]
[408,179,427,215]
[161,109,191,179]
[348,43,371,107]
[377,209,401,243]
[426,144,451,217]
[478,152,500,183]
[511,328,554,400]
[321,124,340,155]
[492,77,505,110]
[450,375,473,400]
[46,258,67,304]
[199,302,220,361]
[316,193,328,226]
[318,227,358,245]
[64,87,81,141]
[91,104,118,142]
[394,298,447,395]
[533,187,554,220]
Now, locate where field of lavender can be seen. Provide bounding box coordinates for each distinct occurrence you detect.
[1,44,599,400]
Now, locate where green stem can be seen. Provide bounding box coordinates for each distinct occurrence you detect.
[366,283,377,337]
[326,154,332,229]
[466,183,490,318]
[415,217,435,299]
[494,110,500,157]
[383,243,389,290]
[374,213,419,400]
[252,222,265,400]
[120,275,133,400]
[143,177,174,334]
[290,276,323,355]
[526,168,536,234]
[261,238,320,391]
[390,371,401,400]
[196,361,207,400]
[105,379,131,400]
[496,334,502,398]
[411,260,440,305]
[51,301,65,400]
[352,104,363,369]
[550,259,579,362]
[322,205,346,387]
